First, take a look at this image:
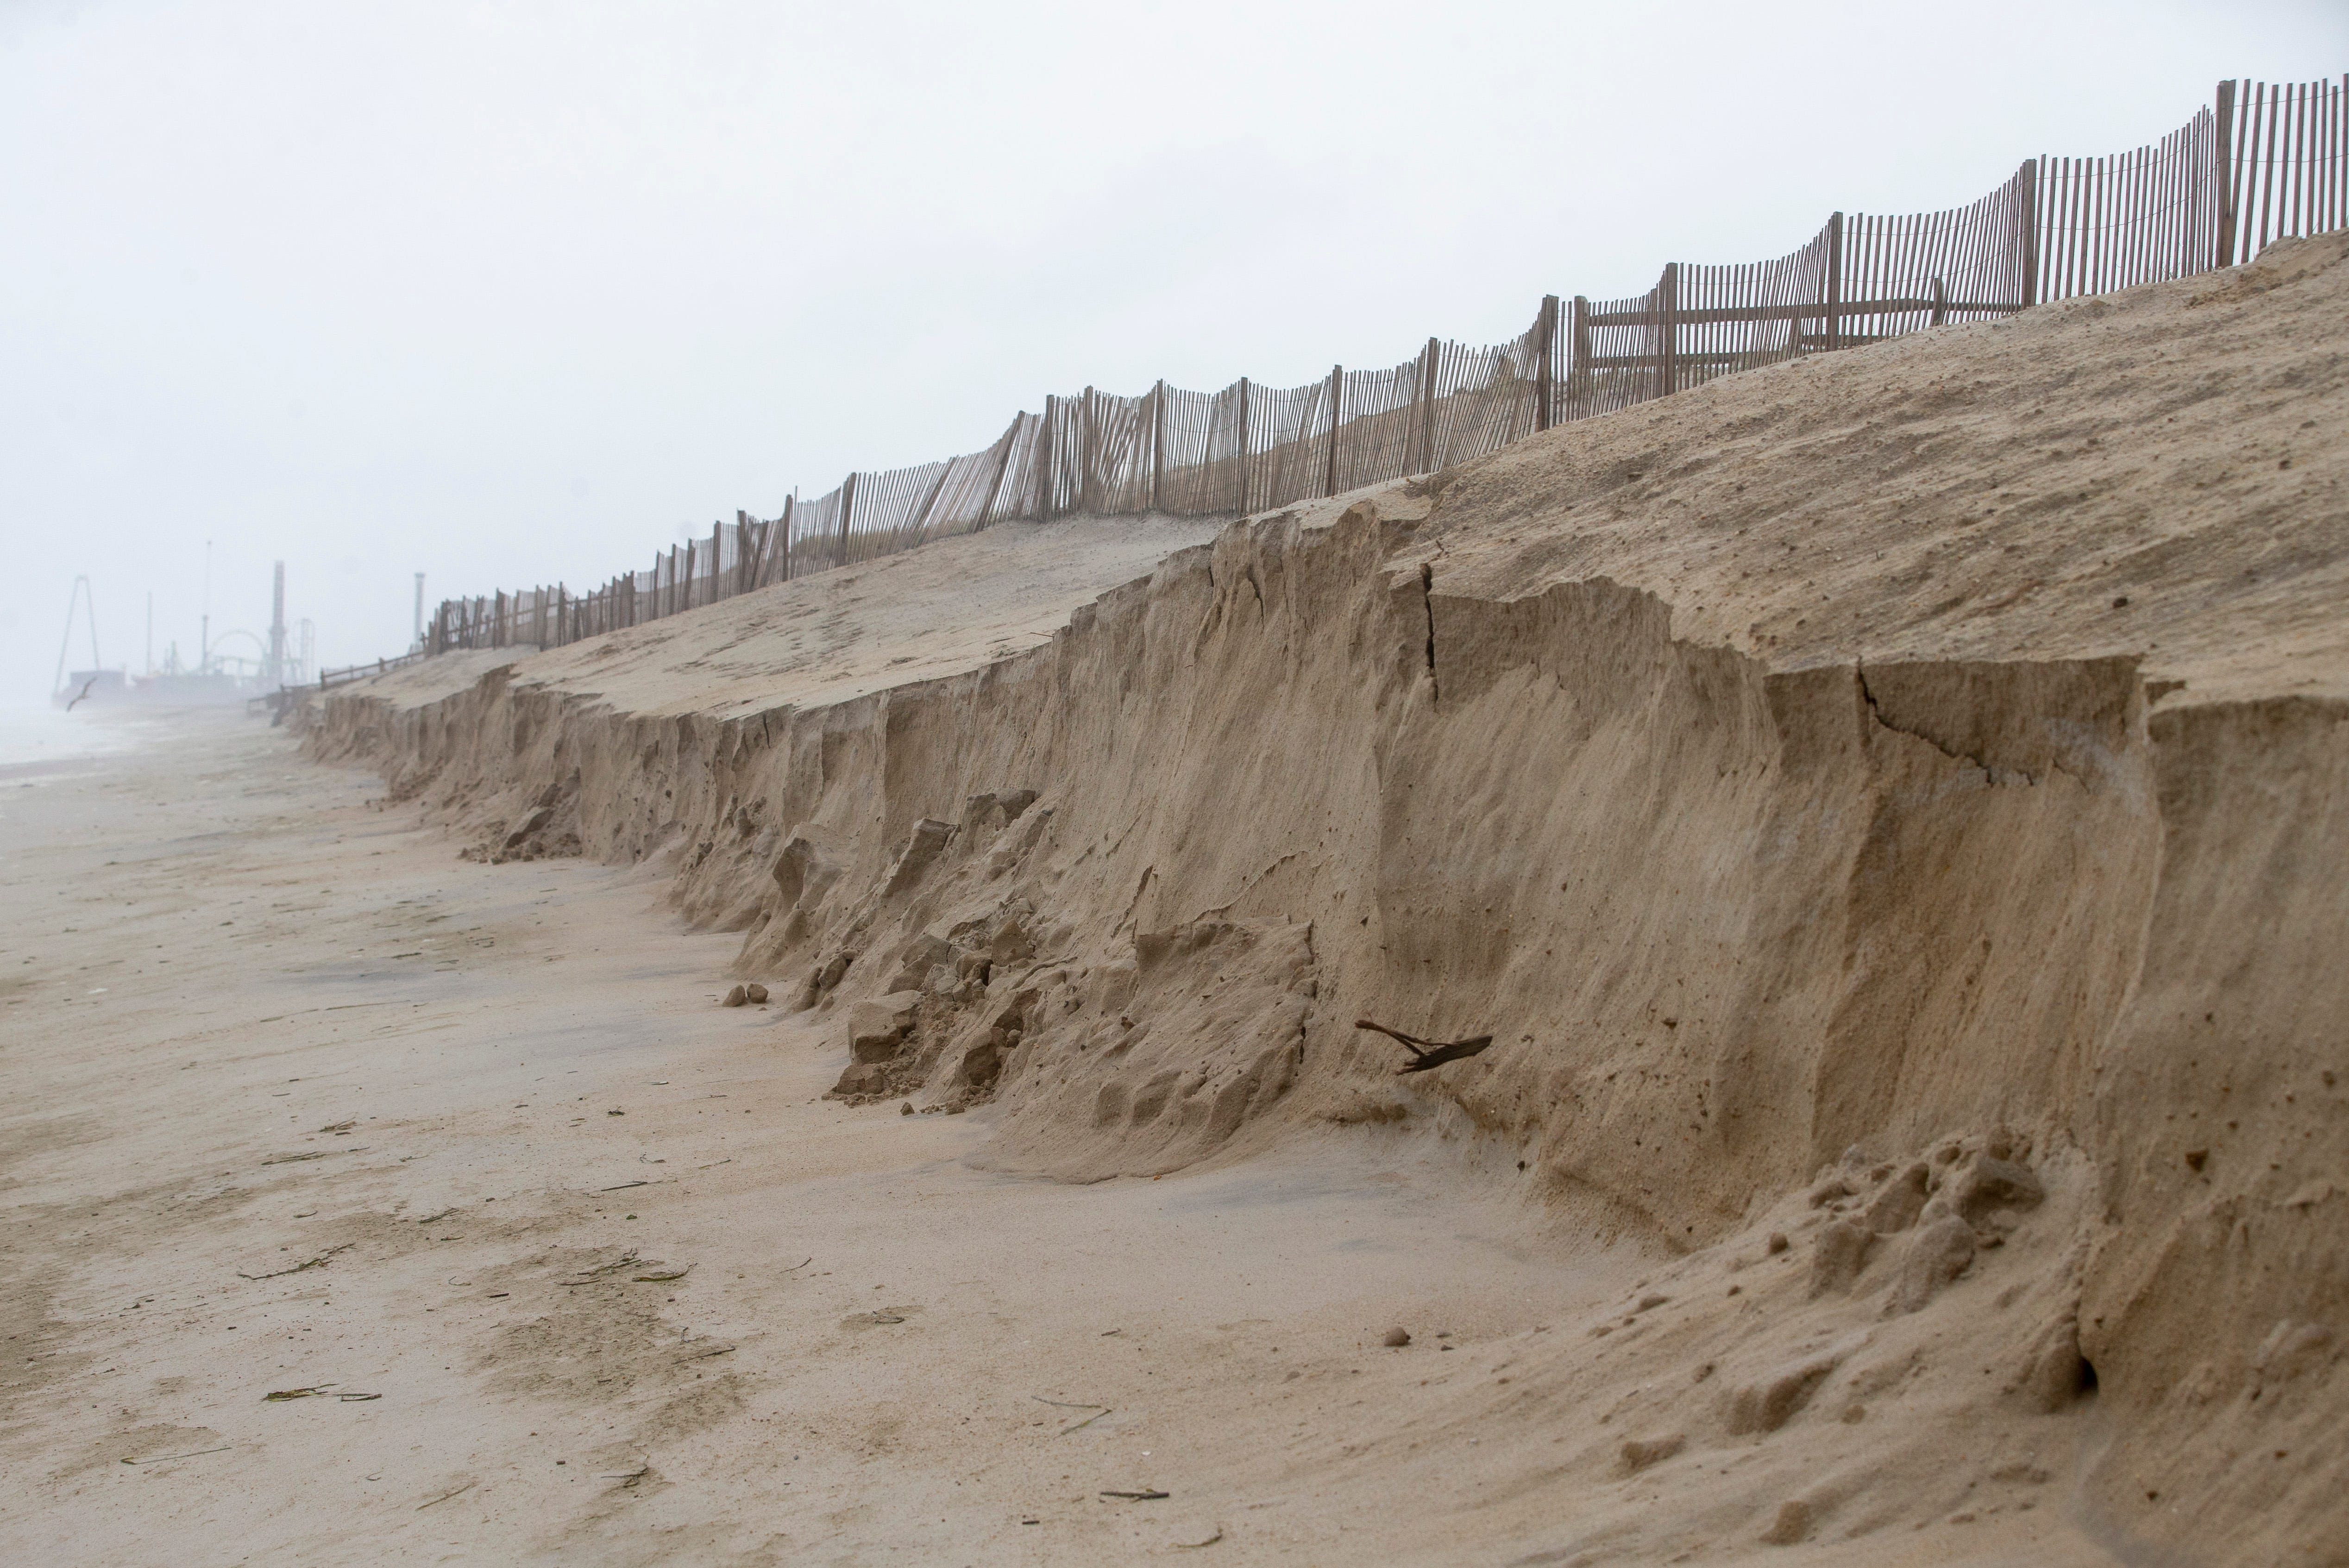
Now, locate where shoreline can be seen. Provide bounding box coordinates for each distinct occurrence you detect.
[7,713,1715,1566]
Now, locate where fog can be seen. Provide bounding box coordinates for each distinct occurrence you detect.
[2,0,2339,704]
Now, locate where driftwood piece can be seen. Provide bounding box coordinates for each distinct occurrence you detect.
[1354,1019,1495,1074]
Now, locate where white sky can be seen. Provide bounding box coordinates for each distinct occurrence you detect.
[3,0,2342,701]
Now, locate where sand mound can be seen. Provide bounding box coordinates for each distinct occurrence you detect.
[308,232,2349,1562]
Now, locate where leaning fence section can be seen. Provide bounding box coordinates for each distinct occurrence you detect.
[424,75,2347,660]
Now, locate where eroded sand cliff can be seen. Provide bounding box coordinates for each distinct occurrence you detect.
[309,233,2349,1562]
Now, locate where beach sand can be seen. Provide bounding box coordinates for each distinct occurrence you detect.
[0,720,2127,1566]
[0,713,1683,1565]
[13,236,2349,1566]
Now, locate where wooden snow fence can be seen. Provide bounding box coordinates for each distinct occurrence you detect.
[428,75,2346,656]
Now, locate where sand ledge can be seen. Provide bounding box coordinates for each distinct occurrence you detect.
[302,238,2349,1562]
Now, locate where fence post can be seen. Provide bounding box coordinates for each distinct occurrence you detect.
[1080,388,1099,514]
[1150,383,1167,512]
[1415,338,1438,473]
[1037,396,1057,521]
[1534,296,1558,432]
[1824,213,1845,353]
[838,473,858,567]
[2019,159,2042,307]
[977,421,1018,530]
[1570,296,1590,419]
[1235,377,1252,515]
[1658,266,1680,396]
[2215,79,2240,268]
[1323,365,1343,497]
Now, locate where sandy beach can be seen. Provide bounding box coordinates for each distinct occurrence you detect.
[0,715,2130,1567]
[0,710,1669,1565]
[10,237,2349,1568]
[11,6,2348,1560]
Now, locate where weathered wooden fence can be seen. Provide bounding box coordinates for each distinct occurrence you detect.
[429,74,2346,656]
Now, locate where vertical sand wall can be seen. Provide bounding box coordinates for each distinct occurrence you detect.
[311,500,2347,1558]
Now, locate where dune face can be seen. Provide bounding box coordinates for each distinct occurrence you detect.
[310,234,2349,1561]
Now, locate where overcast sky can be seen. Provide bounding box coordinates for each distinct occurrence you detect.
[3,0,2341,702]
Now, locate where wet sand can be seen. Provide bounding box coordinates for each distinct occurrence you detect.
[3,710,1646,1565]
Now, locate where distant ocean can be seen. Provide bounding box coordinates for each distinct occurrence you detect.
[0,703,160,771]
